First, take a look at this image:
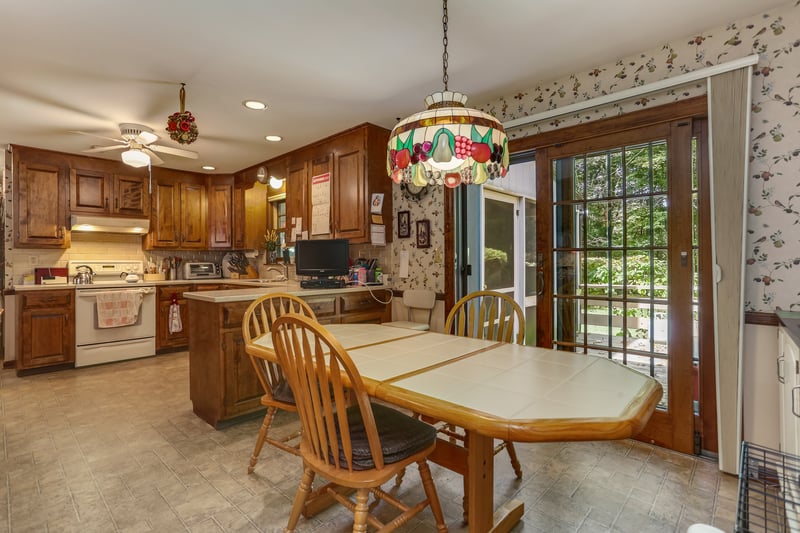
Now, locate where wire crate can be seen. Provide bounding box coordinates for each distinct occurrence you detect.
[737,442,800,532]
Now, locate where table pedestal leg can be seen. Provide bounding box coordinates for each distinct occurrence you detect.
[466,430,524,533]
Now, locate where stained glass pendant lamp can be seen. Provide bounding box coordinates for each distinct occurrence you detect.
[387,0,508,188]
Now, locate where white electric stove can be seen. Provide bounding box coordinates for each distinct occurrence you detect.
[67,260,156,367]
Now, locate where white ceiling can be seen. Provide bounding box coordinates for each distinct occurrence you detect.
[0,0,785,174]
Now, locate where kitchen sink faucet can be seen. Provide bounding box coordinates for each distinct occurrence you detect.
[264,264,288,281]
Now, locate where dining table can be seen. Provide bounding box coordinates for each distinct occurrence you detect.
[246,323,662,532]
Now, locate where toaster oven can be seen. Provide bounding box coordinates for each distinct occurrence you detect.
[183,262,221,279]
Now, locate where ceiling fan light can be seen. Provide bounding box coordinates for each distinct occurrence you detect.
[138,130,159,144]
[121,149,150,168]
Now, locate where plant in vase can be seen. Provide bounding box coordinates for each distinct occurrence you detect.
[263,230,281,264]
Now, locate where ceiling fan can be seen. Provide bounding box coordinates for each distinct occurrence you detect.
[72,123,198,167]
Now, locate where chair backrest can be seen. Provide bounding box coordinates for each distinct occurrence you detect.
[271,313,386,472]
[402,289,436,324]
[445,290,525,345]
[242,293,316,402]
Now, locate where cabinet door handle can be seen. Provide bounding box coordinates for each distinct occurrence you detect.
[778,355,785,383]
[105,198,109,209]
[793,386,800,418]
[115,198,119,210]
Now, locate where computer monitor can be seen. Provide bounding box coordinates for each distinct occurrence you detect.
[294,238,350,278]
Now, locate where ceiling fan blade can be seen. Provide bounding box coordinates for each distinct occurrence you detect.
[82,145,127,154]
[142,148,165,166]
[149,144,199,159]
[69,130,126,144]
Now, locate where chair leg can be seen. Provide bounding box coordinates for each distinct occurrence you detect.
[247,406,276,474]
[286,466,315,532]
[505,440,522,479]
[353,488,370,533]
[394,467,406,486]
[417,460,448,532]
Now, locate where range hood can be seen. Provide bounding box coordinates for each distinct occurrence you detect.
[69,214,150,235]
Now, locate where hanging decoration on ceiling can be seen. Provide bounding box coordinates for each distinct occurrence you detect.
[387,0,508,188]
[166,83,198,145]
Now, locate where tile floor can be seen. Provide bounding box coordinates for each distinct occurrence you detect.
[0,352,739,532]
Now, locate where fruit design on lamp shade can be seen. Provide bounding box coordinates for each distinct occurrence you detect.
[387,125,508,188]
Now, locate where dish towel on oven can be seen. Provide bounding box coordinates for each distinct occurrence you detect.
[168,301,182,334]
[95,290,144,328]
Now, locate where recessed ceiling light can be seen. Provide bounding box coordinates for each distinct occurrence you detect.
[243,100,267,110]
[265,135,282,142]
[202,165,216,171]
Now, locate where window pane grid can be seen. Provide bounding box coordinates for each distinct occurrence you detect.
[552,138,670,408]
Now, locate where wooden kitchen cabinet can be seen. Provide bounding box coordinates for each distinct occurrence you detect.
[156,285,190,351]
[145,176,207,249]
[189,299,263,427]
[69,169,150,217]
[14,158,69,248]
[208,182,233,248]
[286,159,309,243]
[186,287,391,427]
[339,291,391,324]
[17,289,75,374]
[232,174,268,250]
[280,122,391,244]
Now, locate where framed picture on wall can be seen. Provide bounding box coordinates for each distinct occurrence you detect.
[398,210,411,238]
[416,219,431,249]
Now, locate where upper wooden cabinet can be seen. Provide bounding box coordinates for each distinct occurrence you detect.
[70,169,150,217]
[281,123,392,244]
[208,181,233,248]
[14,153,69,248]
[145,175,207,249]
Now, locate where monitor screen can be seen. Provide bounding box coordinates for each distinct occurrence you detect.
[294,238,350,278]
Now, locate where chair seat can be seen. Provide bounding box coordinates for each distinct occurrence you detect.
[271,379,294,404]
[383,321,430,331]
[331,403,436,470]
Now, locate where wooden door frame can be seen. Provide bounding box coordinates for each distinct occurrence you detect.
[445,95,717,454]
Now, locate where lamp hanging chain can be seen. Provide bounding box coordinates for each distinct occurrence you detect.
[441,0,449,91]
[179,83,186,113]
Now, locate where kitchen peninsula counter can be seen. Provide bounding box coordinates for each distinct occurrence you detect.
[185,282,393,427]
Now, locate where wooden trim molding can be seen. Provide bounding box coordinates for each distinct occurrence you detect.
[745,311,779,327]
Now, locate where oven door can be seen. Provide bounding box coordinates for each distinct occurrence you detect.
[75,287,156,346]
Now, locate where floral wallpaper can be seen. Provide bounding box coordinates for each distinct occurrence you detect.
[396,1,800,312]
[391,187,445,293]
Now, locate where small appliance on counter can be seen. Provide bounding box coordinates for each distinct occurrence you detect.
[34,267,68,285]
[183,262,221,280]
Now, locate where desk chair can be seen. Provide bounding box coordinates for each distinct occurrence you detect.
[242,293,316,474]
[383,289,436,331]
[272,313,447,533]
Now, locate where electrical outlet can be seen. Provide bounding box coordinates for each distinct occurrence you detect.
[28,255,38,266]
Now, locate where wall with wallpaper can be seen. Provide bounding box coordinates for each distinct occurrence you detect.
[394,0,800,313]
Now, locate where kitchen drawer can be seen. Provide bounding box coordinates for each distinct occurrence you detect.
[304,296,338,318]
[20,290,73,309]
[158,285,189,301]
[339,292,386,314]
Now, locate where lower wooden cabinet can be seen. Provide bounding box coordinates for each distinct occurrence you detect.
[17,289,75,373]
[187,288,391,427]
[156,285,190,351]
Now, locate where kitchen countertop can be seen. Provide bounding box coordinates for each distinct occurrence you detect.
[777,310,800,347]
[183,281,392,303]
[10,278,295,291]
